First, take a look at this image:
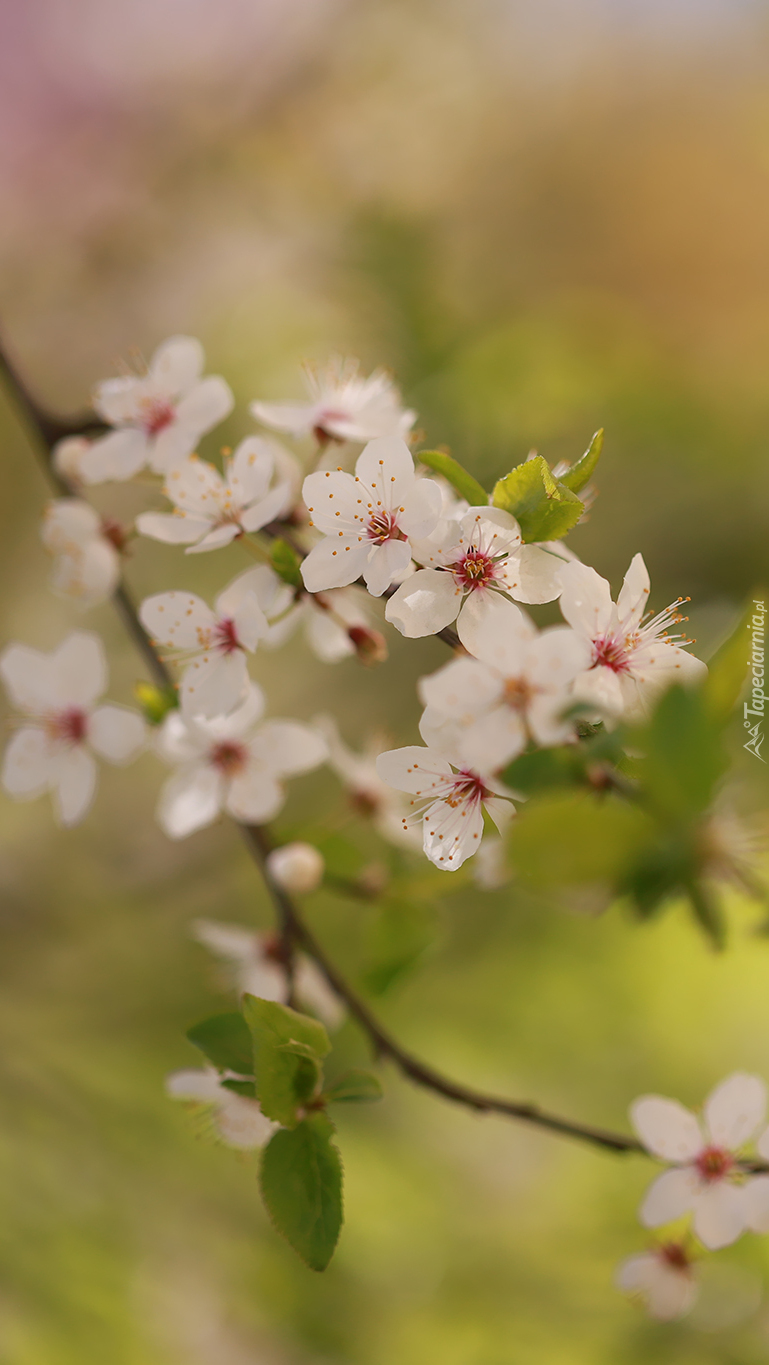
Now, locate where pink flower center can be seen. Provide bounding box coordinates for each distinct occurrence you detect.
[695,1145,733,1183]
[445,771,488,809]
[366,510,401,545]
[46,708,88,745]
[451,548,498,592]
[591,634,630,673]
[213,617,241,655]
[210,741,247,776]
[139,397,176,437]
[659,1241,691,1272]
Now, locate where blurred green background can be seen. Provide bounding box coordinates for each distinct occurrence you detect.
[2,0,769,1359]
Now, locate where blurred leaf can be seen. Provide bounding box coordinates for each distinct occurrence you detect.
[492,455,583,542]
[417,449,488,506]
[187,1013,254,1075]
[243,997,330,1128]
[362,898,435,995]
[635,685,725,821]
[704,595,765,723]
[220,1078,257,1099]
[270,539,303,590]
[260,1111,343,1272]
[558,428,604,494]
[503,746,582,795]
[314,833,367,880]
[134,680,178,726]
[685,879,727,950]
[620,832,698,917]
[323,1070,384,1104]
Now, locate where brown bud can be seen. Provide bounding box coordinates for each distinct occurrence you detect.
[348,624,388,666]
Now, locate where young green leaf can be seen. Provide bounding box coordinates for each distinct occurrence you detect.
[703,595,766,723]
[134,680,179,726]
[243,996,330,1128]
[187,1012,254,1075]
[634,685,726,821]
[323,1070,384,1104]
[260,1111,343,1271]
[270,538,304,590]
[417,449,488,507]
[492,455,583,542]
[557,429,604,494]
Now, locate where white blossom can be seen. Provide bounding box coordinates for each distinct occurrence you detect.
[0,631,145,826]
[263,582,373,664]
[558,554,707,721]
[631,1073,768,1249]
[154,684,327,838]
[52,435,92,486]
[252,355,416,445]
[139,567,271,718]
[385,507,568,645]
[192,918,344,1030]
[301,437,442,597]
[41,498,122,606]
[417,596,591,771]
[616,1243,698,1321]
[375,743,515,870]
[80,336,233,483]
[314,714,418,847]
[165,1066,276,1149]
[136,439,292,553]
[266,841,325,894]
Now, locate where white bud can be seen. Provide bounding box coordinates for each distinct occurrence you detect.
[266,842,324,894]
[52,435,91,485]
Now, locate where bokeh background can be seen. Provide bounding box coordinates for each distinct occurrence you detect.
[1,0,769,1360]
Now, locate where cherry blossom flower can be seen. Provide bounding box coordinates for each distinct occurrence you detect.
[166,1066,276,1149]
[313,714,418,847]
[41,498,122,606]
[139,568,270,718]
[616,1242,698,1320]
[301,437,442,597]
[80,336,233,483]
[631,1073,768,1249]
[263,581,374,664]
[0,631,145,826]
[385,507,569,645]
[192,918,344,1031]
[558,554,707,721]
[52,435,92,486]
[375,743,515,870]
[251,355,416,446]
[266,842,325,893]
[417,596,591,771]
[154,684,327,838]
[135,439,292,553]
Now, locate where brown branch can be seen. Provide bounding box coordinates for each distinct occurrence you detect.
[0,332,672,1163]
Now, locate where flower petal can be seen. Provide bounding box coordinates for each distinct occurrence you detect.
[165,1067,222,1102]
[692,1182,747,1250]
[639,1166,700,1227]
[41,498,101,550]
[179,652,250,720]
[215,1094,277,1149]
[139,592,215,650]
[247,720,327,777]
[149,335,204,393]
[226,767,285,823]
[305,607,355,663]
[185,524,241,554]
[51,746,97,826]
[616,553,650,632]
[703,1072,767,1149]
[164,454,225,513]
[51,631,107,709]
[227,437,274,502]
[89,705,146,764]
[355,436,415,506]
[251,400,315,436]
[386,569,460,637]
[238,482,292,533]
[375,745,453,794]
[631,1095,703,1161]
[422,792,485,870]
[616,1254,696,1321]
[294,956,345,1030]
[398,476,443,540]
[302,470,359,534]
[557,560,614,637]
[2,727,53,799]
[301,535,370,592]
[158,764,224,838]
[742,1175,769,1233]
[454,593,534,667]
[80,429,149,483]
[174,375,234,434]
[50,542,120,606]
[0,643,57,712]
[135,511,212,546]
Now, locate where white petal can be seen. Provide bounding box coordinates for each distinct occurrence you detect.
[52,436,91,483]
[757,1125,769,1162]
[225,767,285,823]
[398,476,443,540]
[302,470,358,534]
[247,720,327,777]
[418,655,499,716]
[139,592,215,650]
[693,1182,748,1250]
[375,745,453,794]
[41,498,101,550]
[454,593,534,667]
[92,375,141,425]
[80,429,148,483]
[703,1073,767,1149]
[617,1254,696,1321]
[163,454,225,513]
[50,542,120,606]
[251,400,315,435]
[89,705,146,764]
[155,710,206,764]
[239,482,292,533]
[557,560,614,638]
[423,793,485,870]
[305,608,355,663]
[191,918,259,963]
[52,747,97,826]
[631,1095,704,1161]
[203,683,266,737]
[227,437,274,502]
[215,1093,276,1150]
[294,956,346,1031]
[2,727,53,798]
[639,1166,700,1227]
[149,335,204,393]
[185,524,241,554]
[135,511,211,546]
[386,569,460,637]
[301,536,370,592]
[148,424,198,475]
[173,375,234,435]
[572,665,625,718]
[505,544,566,604]
[165,1067,222,1102]
[434,705,526,772]
[158,764,224,838]
[51,631,107,709]
[355,436,415,506]
[179,653,250,720]
[616,553,651,632]
[742,1175,769,1233]
[0,643,57,712]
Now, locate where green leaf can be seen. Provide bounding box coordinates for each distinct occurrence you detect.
[417,449,488,507]
[187,1013,254,1074]
[259,1111,343,1272]
[362,897,435,995]
[243,996,330,1128]
[634,685,726,821]
[134,680,178,726]
[323,1070,384,1103]
[704,595,766,723]
[686,880,727,950]
[557,429,604,494]
[270,538,303,589]
[220,1078,257,1099]
[491,455,584,542]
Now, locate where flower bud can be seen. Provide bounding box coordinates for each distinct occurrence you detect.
[52,435,92,486]
[266,842,324,894]
[348,624,388,666]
